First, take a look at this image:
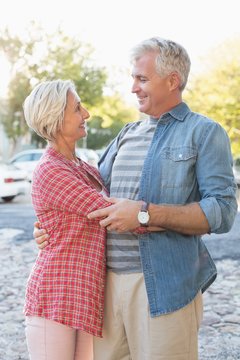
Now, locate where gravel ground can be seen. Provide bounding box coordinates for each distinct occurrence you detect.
[0,228,239,359]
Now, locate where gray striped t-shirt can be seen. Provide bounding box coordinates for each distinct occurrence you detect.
[107,117,157,273]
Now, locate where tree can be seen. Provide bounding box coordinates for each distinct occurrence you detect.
[184,37,240,155]
[0,24,108,149]
[0,24,140,153]
[4,73,32,147]
[84,94,139,149]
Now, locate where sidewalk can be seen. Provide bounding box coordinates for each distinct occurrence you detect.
[199,258,240,359]
[0,228,239,359]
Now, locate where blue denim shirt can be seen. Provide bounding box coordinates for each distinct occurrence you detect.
[99,102,238,316]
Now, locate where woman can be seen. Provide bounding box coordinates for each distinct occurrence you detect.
[23,79,110,360]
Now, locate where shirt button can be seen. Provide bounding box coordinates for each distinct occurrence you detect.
[179,154,183,159]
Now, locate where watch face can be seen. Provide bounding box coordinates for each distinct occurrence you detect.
[138,211,150,224]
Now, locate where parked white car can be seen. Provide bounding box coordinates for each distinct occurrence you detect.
[9,149,45,182]
[0,162,30,202]
[95,148,107,159]
[9,148,100,183]
[76,148,99,168]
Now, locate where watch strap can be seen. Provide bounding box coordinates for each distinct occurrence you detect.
[141,201,149,212]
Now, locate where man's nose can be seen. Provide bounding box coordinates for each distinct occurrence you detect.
[131,79,140,93]
[131,82,138,93]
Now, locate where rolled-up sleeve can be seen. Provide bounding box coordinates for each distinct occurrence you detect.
[197,122,238,233]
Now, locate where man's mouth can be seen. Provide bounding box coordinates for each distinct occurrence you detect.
[137,97,146,104]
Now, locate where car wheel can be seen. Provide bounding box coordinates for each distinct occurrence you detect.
[1,196,15,202]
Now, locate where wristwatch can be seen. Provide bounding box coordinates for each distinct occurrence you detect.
[137,202,150,227]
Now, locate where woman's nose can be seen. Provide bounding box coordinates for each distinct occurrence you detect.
[83,108,90,120]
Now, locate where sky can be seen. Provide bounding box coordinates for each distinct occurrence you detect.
[0,0,240,101]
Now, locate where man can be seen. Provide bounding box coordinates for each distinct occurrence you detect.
[35,37,238,359]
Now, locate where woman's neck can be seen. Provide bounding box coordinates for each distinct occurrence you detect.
[49,139,78,163]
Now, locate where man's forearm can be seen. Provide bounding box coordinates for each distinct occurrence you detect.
[87,198,210,235]
[148,202,210,235]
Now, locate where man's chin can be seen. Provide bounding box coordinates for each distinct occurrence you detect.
[138,104,147,113]
[139,106,151,115]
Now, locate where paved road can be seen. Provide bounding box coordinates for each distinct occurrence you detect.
[0,200,35,242]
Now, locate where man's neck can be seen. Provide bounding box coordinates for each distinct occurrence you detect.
[152,99,182,119]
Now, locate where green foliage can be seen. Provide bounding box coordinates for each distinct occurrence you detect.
[0,24,108,146]
[0,23,139,151]
[184,37,240,155]
[82,94,139,149]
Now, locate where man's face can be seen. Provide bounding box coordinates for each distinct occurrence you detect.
[131,51,171,118]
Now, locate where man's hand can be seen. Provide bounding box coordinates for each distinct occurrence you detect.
[33,221,49,250]
[88,197,145,233]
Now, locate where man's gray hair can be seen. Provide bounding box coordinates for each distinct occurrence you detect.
[130,37,191,91]
[23,79,79,141]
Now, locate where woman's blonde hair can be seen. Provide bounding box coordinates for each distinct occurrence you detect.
[23,79,78,141]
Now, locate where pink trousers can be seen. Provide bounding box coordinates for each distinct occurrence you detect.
[25,316,93,360]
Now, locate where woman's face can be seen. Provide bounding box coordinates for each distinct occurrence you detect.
[61,90,90,141]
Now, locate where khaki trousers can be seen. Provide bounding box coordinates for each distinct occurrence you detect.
[93,272,203,360]
[25,316,93,360]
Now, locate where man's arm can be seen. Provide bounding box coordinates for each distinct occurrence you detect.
[87,198,210,235]
[33,198,166,249]
[149,202,210,234]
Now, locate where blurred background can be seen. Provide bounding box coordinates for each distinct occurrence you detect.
[0,0,240,162]
[1,0,240,203]
[0,1,240,359]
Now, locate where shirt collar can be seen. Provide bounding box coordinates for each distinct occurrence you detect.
[150,102,190,123]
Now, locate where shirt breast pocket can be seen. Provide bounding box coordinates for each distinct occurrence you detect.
[159,147,197,188]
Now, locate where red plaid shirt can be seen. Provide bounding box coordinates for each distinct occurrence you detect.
[24,147,109,337]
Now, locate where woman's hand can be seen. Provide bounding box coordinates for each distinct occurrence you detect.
[33,221,49,249]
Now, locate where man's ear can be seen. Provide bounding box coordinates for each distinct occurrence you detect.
[168,72,181,91]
